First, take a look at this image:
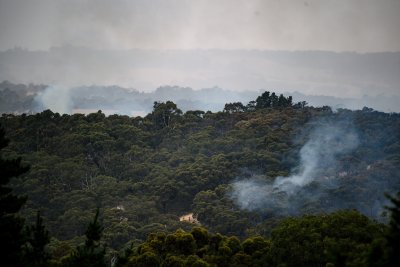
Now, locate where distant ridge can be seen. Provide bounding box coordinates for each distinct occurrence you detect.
[1,81,400,115]
[1,47,399,98]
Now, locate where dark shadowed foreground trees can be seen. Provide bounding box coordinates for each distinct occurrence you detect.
[23,211,51,266]
[386,192,400,266]
[0,126,29,266]
[62,209,106,267]
[369,192,400,267]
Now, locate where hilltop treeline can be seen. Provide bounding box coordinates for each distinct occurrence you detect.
[1,91,400,265]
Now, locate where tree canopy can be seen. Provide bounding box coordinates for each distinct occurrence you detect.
[0,91,399,265]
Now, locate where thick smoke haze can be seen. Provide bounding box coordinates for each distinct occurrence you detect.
[1,0,399,113]
[1,48,399,105]
[0,0,399,52]
[230,118,390,217]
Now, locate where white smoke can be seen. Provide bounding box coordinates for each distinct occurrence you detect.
[231,119,359,212]
[34,85,72,114]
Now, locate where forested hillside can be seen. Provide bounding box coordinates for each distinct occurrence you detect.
[1,91,400,266]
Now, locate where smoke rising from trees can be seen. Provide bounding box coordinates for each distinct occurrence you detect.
[34,85,72,114]
[273,122,359,193]
[229,118,388,217]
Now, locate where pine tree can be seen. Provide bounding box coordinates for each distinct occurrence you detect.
[63,208,106,267]
[23,211,50,266]
[0,125,29,266]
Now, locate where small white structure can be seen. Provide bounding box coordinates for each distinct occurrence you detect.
[179,213,200,224]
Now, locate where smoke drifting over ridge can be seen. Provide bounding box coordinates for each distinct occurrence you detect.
[230,118,369,216]
[34,85,72,114]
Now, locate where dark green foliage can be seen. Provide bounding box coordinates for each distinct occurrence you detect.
[85,209,104,248]
[0,125,29,267]
[223,102,246,113]
[191,227,210,248]
[165,230,196,255]
[129,251,160,267]
[62,209,106,267]
[363,192,400,267]
[123,210,387,267]
[255,91,293,109]
[23,211,51,266]
[150,101,182,129]
[269,210,384,267]
[380,192,400,267]
[0,91,400,265]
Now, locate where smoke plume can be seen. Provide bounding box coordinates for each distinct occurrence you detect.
[231,118,361,215]
[34,85,72,114]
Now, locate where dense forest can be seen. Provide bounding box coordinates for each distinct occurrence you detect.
[1,91,400,266]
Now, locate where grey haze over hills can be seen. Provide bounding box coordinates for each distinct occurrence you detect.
[0,47,400,113]
[1,0,399,115]
[1,81,400,115]
[1,47,400,113]
[1,47,399,98]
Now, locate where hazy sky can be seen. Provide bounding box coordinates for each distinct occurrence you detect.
[0,0,399,52]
